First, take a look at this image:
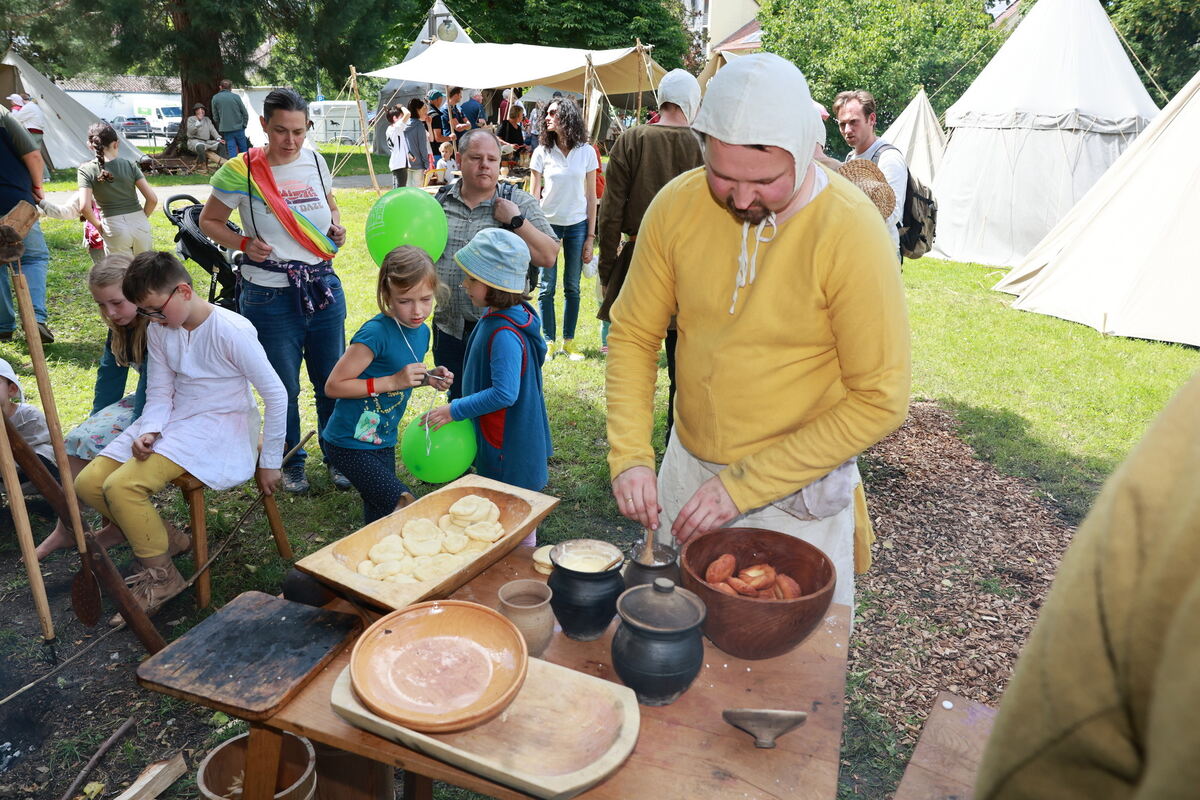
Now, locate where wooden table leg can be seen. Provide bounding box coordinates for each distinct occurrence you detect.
[401,771,433,800]
[243,724,285,800]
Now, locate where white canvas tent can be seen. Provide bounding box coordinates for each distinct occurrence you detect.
[2,50,144,168]
[881,88,946,187]
[366,40,665,96]
[992,69,1200,346]
[930,0,1157,266]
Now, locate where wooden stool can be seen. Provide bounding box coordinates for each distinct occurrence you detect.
[894,692,997,800]
[171,472,293,609]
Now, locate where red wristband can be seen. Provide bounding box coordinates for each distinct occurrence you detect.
[366,377,377,396]
[239,236,250,252]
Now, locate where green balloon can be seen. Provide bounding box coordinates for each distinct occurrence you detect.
[364,188,449,265]
[401,417,477,484]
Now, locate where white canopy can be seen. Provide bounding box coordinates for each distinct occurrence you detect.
[2,50,144,169]
[881,88,946,187]
[993,69,1200,346]
[930,0,1157,266]
[365,40,665,95]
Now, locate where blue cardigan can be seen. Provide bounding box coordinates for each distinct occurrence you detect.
[451,303,552,491]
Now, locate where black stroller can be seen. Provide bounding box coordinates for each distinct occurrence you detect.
[163,194,241,311]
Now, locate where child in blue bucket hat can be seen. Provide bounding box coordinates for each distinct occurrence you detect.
[423,228,552,544]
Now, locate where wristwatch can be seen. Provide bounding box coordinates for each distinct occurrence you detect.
[502,214,526,232]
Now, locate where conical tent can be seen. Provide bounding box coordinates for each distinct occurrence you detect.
[881,88,946,187]
[995,69,1200,346]
[2,50,144,168]
[930,0,1157,266]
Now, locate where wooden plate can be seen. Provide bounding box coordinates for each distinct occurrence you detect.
[350,600,528,733]
[296,474,559,611]
[332,658,640,799]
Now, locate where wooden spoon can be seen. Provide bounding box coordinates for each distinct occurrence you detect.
[640,527,655,565]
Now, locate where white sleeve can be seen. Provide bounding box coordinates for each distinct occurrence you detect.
[530,146,545,173]
[878,148,908,232]
[136,327,176,434]
[226,326,288,470]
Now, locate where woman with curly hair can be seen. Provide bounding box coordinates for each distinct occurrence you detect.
[77,122,157,256]
[530,97,598,360]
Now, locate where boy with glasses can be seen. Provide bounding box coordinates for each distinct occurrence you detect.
[75,251,287,625]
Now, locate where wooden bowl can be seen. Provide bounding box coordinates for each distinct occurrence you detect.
[679,528,835,660]
[296,474,558,611]
[350,600,529,733]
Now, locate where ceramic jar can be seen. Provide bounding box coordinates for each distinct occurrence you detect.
[623,541,681,590]
[498,579,555,658]
[547,539,625,641]
[611,578,706,706]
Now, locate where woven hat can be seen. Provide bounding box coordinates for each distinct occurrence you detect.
[836,159,896,220]
[455,228,531,292]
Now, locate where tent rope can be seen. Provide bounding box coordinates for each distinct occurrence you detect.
[929,28,1004,102]
[1108,17,1169,105]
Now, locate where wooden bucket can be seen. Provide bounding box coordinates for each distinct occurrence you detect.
[197,731,317,800]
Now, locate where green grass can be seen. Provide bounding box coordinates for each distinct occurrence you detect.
[10,200,1198,799]
[904,257,1198,521]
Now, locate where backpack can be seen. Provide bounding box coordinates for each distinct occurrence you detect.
[871,143,937,259]
[436,180,541,292]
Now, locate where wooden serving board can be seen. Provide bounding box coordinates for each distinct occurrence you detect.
[297,475,558,612]
[330,659,639,800]
[135,592,360,721]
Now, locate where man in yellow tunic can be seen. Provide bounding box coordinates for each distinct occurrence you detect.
[605,53,910,607]
[976,371,1200,799]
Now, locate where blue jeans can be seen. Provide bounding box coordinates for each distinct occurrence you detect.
[238,275,346,467]
[540,219,586,341]
[224,129,251,158]
[0,220,49,332]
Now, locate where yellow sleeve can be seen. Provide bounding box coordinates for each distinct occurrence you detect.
[718,221,911,512]
[605,186,678,479]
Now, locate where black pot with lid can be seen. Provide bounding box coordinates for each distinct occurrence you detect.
[611,578,707,706]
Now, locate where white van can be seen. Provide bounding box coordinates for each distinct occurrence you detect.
[309,101,368,145]
[135,104,183,135]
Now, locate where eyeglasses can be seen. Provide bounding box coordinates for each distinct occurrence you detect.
[136,285,180,320]
[546,107,559,117]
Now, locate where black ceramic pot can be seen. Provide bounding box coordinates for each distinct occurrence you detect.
[623,540,680,590]
[547,540,626,641]
[612,578,706,706]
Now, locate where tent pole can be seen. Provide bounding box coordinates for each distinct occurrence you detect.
[350,65,382,195]
[584,55,595,133]
[635,39,644,126]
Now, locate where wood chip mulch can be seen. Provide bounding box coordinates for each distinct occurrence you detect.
[853,400,1078,743]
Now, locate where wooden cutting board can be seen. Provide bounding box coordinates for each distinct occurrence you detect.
[136,591,360,721]
[330,659,639,800]
[296,474,558,611]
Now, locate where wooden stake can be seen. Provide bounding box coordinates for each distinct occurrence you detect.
[349,65,382,196]
[8,263,90,556]
[0,414,54,640]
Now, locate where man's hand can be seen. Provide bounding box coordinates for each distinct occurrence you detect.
[256,467,282,496]
[421,404,454,431]
[493,196,520,226]
[612,465,661,531]
[244,238,273,261]
[131,433,159,461]
[672,475,739,544]
[328,222,347,247]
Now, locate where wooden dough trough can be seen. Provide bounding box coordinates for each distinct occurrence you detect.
[296,474,558,611]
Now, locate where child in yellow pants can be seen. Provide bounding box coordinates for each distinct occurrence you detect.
[75,251,287,625]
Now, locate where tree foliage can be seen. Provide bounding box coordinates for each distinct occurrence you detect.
[759,0,1003,153]
[1108,0,1197,101]
[447,0,691,69]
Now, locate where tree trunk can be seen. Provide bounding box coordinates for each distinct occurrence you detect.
[162,0,225,157]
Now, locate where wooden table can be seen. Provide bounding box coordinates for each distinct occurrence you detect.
[153,549,850,800]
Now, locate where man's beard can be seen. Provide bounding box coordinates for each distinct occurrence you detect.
[724,197,771,224]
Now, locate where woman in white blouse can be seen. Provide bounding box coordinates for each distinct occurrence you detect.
[530,97,597,360]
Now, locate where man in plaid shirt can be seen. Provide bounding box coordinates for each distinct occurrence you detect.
[433,129,558,399]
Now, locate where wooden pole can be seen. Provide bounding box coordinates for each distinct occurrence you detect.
[0,410,54,640]
[349,65,381,196]
[634,40,644,126]
[8,263,90,555]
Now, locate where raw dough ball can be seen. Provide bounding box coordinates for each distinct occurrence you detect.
[370,559,405,579]
[465,520,504,543]
[404,534,443,557]
[368,534,405,563]
[441,531,469,554]
[385,573,418,584]
[403,518,442,540]
[449,495,489,522]
[461,540,491,554]
[357,559,375,576]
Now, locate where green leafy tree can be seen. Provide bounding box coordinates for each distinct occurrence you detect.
[448,0,691,69]
[760,0,1003,155]
[1105,0,1197,100]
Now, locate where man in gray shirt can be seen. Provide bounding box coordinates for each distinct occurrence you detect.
[211,79,250,158]
[432,129,559,399]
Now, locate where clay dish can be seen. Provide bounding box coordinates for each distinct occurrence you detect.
[350,600,528,733]
[679,528,835,660]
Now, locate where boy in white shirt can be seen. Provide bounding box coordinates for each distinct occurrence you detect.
[75,252,287,624]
